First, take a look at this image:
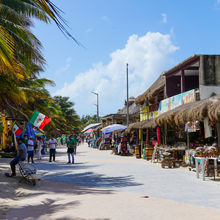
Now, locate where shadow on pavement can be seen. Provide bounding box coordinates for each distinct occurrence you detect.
[35,161,100,173]
[7,198,80,220]
[44,171,142,188]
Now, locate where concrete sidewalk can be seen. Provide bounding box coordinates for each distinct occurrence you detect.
[2,143,220,219]
[37,144,220,209]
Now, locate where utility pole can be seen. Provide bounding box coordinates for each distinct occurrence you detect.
[126,63,129,127]
[92,92,99,122]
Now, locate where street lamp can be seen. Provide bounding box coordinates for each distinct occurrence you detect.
[126,63,129,127]
[91,92,99,122]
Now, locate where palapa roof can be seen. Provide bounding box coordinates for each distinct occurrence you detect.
[125,118,156,133]
[135,55,202,106]
[126,95,220,132]
[164,54,200,77]
[117,101,140,115]
[155,95,220,126]
[135,74,165,105]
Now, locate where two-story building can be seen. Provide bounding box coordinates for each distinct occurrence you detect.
[129,55,220,151]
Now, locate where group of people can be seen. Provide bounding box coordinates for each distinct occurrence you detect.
[7,134,81,177]
[7,134,57,177]
[87,132,137,155]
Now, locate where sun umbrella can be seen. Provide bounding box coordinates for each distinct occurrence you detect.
[102,124,127,134]
[36,133,44,137]
[82,123,101,132]
[84,129,93,134]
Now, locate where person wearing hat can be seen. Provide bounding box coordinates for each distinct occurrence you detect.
[27,136,35,163]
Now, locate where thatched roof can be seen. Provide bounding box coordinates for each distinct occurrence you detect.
[141,118,157,129]
[125,118,157,133]
[125,121,141,133]
[117,99,140,115]
[164,54,199,77]
[155,95,220,126]
[135,74,165,105]
[127,95,220,132]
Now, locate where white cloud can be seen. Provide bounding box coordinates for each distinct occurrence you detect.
[55,57,72,76]
[170,27,175,39]
[86,28,93,33]
[101,16,109,21]
[161,13,167,23]
[54,32,179,116]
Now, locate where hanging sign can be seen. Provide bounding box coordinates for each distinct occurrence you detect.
[140,106,149,121]
[140,107,158,121]
[158,89,196,115]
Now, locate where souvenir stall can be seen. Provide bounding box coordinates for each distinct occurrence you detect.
[99,124,127,151]
[141,119,160,161]
[125,121,142,158]
[93,125,102,149]
[150,122,187,167]
[154,95,220,173]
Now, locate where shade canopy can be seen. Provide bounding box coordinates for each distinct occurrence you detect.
[102,124,127,134]
[82,123,101,132]
[84,129,93,134]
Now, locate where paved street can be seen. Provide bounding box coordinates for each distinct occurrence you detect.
[5,143,220,220]
[38,144,220,209]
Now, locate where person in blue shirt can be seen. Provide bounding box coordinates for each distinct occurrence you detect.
[7,138,27,177]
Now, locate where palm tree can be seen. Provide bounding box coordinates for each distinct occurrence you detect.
[0,0,77,72]
[0,0,81,132]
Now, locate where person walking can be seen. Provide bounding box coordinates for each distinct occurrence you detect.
[36,136,43,160]
[73,135,78,155]
[27,136,35,163]
[66,135,74,164]
[48,135,57,162]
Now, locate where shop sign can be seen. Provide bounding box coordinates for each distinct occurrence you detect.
[158,89,196,115]
[140,107,158,121]
[140,106,149,121]
[149,111,158,119]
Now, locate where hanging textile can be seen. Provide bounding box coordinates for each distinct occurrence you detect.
[146,128,149,145]
[157,127,161,145]
[204,117,212,138]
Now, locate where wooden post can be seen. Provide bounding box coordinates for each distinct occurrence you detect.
[141,128,143,157]
[138,128,142,158]
[187,132,190,148]
[13,133,18,151]
[216,122,220,152]
[164,122,167,145]
[181,70,185,93]
[2,116,8,149]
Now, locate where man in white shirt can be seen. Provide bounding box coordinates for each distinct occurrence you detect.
[27,136,35,163]
[48,135,57,162]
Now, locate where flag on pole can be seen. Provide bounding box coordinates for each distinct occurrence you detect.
[12,124,23,137]
[29,110,51,129]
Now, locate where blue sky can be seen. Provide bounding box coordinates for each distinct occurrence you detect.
[33,0,220,117]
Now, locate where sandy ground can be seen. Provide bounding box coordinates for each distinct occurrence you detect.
[1,144,220,220]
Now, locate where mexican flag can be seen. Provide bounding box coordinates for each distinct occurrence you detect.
[29,110,51,129]
[12,124,23,137]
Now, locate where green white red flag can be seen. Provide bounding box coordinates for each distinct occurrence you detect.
[12,124,23,136]
[29,110,51,129]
